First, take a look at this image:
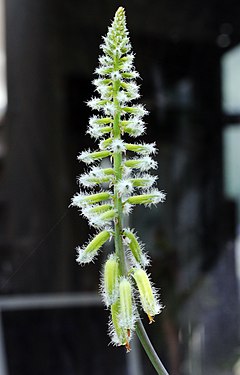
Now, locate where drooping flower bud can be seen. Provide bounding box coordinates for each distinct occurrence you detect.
[133,268,162,323]
[119,277,136,331]
[109,300,129,349]
[102,254,120,307]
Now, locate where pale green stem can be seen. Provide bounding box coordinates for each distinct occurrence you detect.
[135,320,169,375]
[112,78,127,275]
[112,70,169,375]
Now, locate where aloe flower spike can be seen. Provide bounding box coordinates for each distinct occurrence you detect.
[71,6,169,375]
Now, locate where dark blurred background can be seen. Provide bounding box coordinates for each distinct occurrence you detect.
[0,0,240,374]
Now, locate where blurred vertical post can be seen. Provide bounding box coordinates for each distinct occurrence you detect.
[0,0,7,121]
[4,0,65,292]
[0,310,8,375]
[0,0,8,372]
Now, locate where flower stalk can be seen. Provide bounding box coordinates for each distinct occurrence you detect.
[71,7,168,375]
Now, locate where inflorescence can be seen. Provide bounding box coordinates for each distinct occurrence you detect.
[71,6,166,351]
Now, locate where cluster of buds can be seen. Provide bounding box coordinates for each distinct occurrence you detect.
[71,7,166,351]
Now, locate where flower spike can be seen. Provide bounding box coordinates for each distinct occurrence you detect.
[71,7,167,362]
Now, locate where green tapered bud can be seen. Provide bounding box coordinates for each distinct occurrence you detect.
[78,150,111,164]
[110,300,129,349]
[97,126,113,134]
[90,116,113,125]
[126,190,166,206]
[79,174,113,187]
[133,268,162,323]
[102,254,120,306]
[76,230,110,264]
[92,209,116,227]
[72,191,112,207]
[125,143,156,155]
[124,156,157,171]
[87,204,113,214]
[119,278,136,330]
[130,175,157,189]
[101,168,115,175]
[99,137,113,150]
[99,209,116,221]
[123,229,149,267]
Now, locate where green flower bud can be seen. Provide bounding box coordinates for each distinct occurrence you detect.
[119,278,136,330]
[90,209,116,227]
[126,190,165,206]
[79,191,112,205]
[102,254,120,306]
[122,105,148,117]
[133,268,162,323]
[79,150,112,164]
[76,230,110,264]
[109,300,130,349]
[127,194,154,205]
[87,204,113,214]
[123,229,149,267]
[125,143,156,155]
[98,126,113,134]
[93,117,113,124]
[124,156,157,171]
[99,137,113,149]
[121,71,139,79]
[101,168,115,175]
[130,175,157,189]
[79,175,112,187]
[99,209,116,221]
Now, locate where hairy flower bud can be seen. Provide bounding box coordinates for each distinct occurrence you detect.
[125,142,157,155]
[123,228,149,267]
[102,254,120,306]
[71,191,112,207]
[78,150,111,164]
[133,268,162,323]
[130,175,158,189]
[124,157,157,171]
[119,278,136,330]
[82,204,113,217]
[109,300,129,348]
[126,190,166,207]
[76,230,110,264]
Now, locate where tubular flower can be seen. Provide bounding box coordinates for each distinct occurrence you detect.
[101,254,120,307]
[133,268,163,323]
[109,300,130,349]
[119,277,136,331]
[71,7,166,350]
